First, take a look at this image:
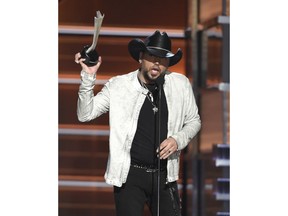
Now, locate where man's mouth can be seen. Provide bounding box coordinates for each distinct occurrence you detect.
[150,66,160,76]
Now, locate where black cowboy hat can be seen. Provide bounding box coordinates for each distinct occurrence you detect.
[128,30,182,66]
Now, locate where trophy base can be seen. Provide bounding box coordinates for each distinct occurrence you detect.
[80,45,99,67]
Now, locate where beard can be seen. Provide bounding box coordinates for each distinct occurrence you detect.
[142,65,165,83]
[142,69,167,86]
[143,69,157,83]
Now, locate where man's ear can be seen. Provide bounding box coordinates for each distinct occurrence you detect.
[139,52,143,63]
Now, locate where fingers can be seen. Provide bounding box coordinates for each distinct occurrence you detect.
[95,56,102,68]
[75,53,87,69]
[74,53,82,64]
[97,56,102,66]
[158,147,172,159]
[75,53,101,66]
[157,137,178,159]
[74,53,102,74]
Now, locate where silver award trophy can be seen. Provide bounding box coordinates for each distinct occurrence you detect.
[80,11,105,66]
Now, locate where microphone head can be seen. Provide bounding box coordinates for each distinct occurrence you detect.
[155,73,165,87]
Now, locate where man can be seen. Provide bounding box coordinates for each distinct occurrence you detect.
[75,30,201,216]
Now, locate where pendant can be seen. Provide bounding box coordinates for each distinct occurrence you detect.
[152,107,158,114]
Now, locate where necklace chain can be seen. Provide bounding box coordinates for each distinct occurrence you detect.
[141,81,158,114]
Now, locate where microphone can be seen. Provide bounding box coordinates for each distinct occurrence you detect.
[155,73,165,88]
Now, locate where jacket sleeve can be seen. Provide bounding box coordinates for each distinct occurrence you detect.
[77,70,110,122]
[171,77,201,150]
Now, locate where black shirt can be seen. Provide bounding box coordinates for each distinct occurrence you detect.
[130,79,168,167]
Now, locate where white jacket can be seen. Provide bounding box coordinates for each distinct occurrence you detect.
[77,69,201,187]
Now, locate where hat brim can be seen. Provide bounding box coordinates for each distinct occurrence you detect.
[128,39,182,66]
